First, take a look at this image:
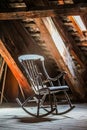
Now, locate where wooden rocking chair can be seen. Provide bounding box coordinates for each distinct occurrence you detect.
[16,54,74,117]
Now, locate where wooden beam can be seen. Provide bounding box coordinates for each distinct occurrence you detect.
[77,42,87,46]
[53,17,86,67]
[0,3,87,20]
[0,39,33,95]
[58,0,64,4]
[68,16,84,37]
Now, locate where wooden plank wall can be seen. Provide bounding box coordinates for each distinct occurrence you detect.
[0,21,35,96]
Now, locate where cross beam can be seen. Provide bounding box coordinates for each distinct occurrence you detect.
[0,3,87,20]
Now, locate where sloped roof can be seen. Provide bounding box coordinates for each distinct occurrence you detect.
[0,0,87,99]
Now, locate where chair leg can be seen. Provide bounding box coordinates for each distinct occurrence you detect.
[52,91,75,115]
[40,94,47,106]
[40,93,56,115]
[64,91,73,107]
[53,94,58,114]
[16,96,56,118]
[37,96,40,117]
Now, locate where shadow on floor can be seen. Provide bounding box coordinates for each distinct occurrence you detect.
[14,116,58,123]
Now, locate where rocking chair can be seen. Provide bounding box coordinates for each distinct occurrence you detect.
[16,54,74,117]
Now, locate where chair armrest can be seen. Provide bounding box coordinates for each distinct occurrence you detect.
[47,71,67,81]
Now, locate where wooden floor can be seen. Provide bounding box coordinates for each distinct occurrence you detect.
[0,103,87,130]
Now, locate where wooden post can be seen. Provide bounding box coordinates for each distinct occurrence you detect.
[0,64,7,104]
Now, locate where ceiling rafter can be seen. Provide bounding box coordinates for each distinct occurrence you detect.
[0,3,87,20]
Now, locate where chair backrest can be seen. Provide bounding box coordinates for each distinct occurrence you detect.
[18,54,46,94]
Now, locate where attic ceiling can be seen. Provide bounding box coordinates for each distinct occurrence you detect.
[0,0,87,100]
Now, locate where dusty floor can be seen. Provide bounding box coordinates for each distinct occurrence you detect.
[0,103,87,130]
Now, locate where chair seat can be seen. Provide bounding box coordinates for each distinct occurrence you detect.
[48,85,69,92]
[38,85,69,94]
